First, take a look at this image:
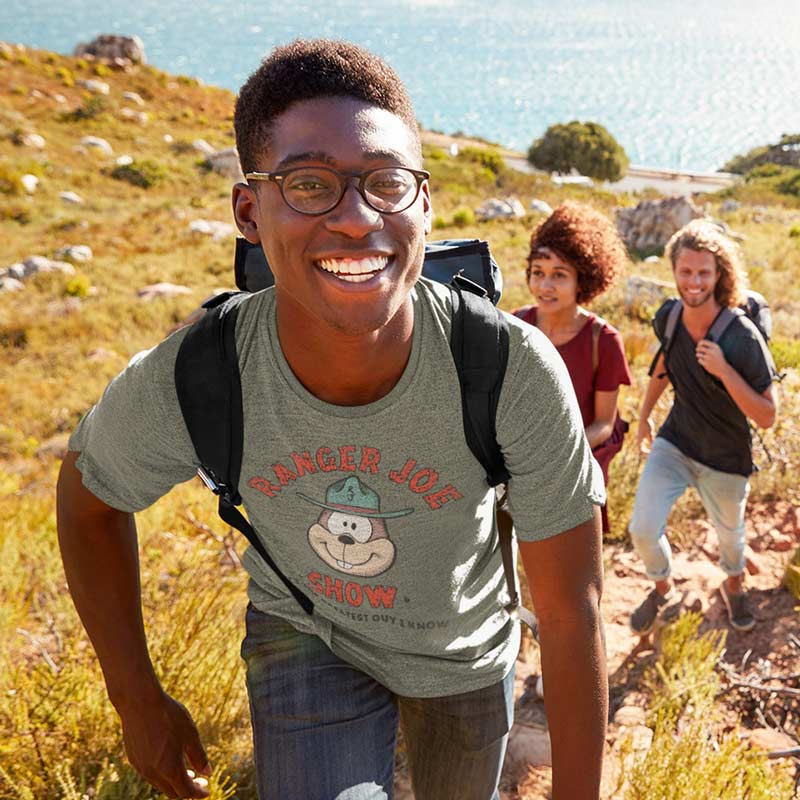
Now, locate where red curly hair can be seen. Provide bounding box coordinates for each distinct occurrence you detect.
[526,201,628,304]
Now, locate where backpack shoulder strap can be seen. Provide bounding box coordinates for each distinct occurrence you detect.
[590,315,605,374]
[448,284,510,487]
[707,306,740,343]
[648,299,681,377]
[174,294,314,616]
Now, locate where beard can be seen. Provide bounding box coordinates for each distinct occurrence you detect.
[679,286,715,308]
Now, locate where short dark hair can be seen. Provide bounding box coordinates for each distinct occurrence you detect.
[526,201,628,304]
[234,39,420,174]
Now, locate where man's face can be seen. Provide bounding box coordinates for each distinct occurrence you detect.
[234,96,431,336]
[673,248,719,309]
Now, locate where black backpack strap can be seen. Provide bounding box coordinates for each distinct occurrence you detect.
[174,294,314,616]
[648,299,682,377]
[448,283,510,487]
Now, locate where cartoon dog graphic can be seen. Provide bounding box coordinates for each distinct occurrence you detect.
[299,476,413,577]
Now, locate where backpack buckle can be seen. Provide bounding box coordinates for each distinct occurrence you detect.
[451,272,488,298]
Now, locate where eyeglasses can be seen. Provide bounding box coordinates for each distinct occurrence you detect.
[244,166,430,216]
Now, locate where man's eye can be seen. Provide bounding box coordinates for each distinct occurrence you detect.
[289,179,329,192]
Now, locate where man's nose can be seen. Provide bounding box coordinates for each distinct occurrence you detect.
[325,182,383,237]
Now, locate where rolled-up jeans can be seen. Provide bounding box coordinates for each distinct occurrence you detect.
[629,436,749,580]
[241,603,515,800]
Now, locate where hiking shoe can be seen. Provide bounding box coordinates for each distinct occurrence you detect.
[720,583,756,632]
[630,588,678,636]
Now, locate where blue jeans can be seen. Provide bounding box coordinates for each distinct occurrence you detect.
[629,437,749,580]
[241,604,515,800]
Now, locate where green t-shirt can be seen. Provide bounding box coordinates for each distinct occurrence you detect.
[70,279,605,697]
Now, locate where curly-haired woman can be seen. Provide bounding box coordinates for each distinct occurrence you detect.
[514,201,632,532]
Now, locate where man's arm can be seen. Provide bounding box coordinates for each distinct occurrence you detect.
[695,340,778,428]
[520,508,606,800]
[636,353,670,453]
[57,452,210,799]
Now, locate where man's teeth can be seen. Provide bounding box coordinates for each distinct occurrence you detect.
[336,559,354,570]
[316,256,389,282]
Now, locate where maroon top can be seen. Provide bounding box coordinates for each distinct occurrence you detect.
[513,306,632,428]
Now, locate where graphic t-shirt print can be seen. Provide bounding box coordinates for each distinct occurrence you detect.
[246,443,464,614]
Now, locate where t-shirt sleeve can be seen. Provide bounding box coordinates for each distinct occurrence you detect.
[68,328,199,512]
[496,320,606,543]
[594,323,633,392]
[727,319,777,394]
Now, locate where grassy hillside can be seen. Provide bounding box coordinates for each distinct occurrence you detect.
[1,46,798,798]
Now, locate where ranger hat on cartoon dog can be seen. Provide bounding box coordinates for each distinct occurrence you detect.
[299,476,413,577]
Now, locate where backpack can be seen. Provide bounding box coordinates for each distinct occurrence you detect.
[174,239,537,630]
[649,290,773,378]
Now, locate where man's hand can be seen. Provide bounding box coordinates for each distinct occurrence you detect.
[636,417,654,455]
[695,339,729,378]
[118,690,210,799]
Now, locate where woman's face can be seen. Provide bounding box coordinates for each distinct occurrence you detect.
[527,248,579,313]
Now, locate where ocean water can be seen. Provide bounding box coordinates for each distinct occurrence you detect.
[2,0,799,172]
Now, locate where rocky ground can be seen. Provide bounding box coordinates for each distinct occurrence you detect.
[395,501,800,799]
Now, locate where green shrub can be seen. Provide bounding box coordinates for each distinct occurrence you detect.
[778,169,800,197]
[451,208,475,227]
[432,215,448,230]
[745,163,784,181]
[769,337,800,371]
[93,63,111,77]
[528,120,629,181]
[55,65,74,87]
[460,146,506,176]
[65,274,92,299]
[61,95,109,122]
[723,133,800,174]
[111,159,168,189]
[789,224,800,238]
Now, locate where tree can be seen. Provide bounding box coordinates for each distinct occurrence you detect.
[527,121,629,182]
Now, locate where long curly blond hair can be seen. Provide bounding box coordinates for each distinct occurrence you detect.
[665,220,748,308]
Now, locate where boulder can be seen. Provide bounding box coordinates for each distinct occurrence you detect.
[205,147,245,181]
[0,276,24,292]
[55,245,93,263]
[122,91,145,106]
[721,200,741,214]
[19,132,45,149]
[1,256,76,282]
[137,282,192,301]
[623,275,673,314]
[475,196,526,221]
[115,154,134,166]
[59,191,84,204]
[188,219,236,241]
[192,139,216,156]
[74,34,146,65]
[746,727,797,753]
[616,196,704,254]
[529,198,553,216]
[80,136,113,156]
[77,78,110,95]
[120,107,148,125]
[20,174,38,193]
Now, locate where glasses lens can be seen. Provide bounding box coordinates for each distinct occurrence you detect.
[363,168,419,212]
[282,168,341,213]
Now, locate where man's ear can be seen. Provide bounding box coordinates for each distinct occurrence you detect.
[421,181,433,236]
[232,182,261,244]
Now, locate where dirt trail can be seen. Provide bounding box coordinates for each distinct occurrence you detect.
[502,499,800,799]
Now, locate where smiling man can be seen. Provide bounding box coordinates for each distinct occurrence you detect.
[629,220,778,637]
[57,40,607,800]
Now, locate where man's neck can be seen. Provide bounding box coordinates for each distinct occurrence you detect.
[681,297,722,340]
[275,295,415,406]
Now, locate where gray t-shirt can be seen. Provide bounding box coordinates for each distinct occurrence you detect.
[70,279,605,697]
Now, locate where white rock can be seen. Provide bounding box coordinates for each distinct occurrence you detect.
[55,245,93,263]
[23,255,76,276]
[3,263,26,280]
[59,191,84,204]
[80,136,113,156]
[20,132,45,149]
[163,134,174,143]
[616,196,704,253]
[644,255,661,263]
[188,219,236,241]
[77,79,110,95]
[529,199,553,216]
[137,282,192,301]
[624,275,673,314]
[192,139,216,156]
[0,276,25,292]
[115,154,134,166]
[205,147,244,181]
[53,93,67,104]
[721,200,741,214]
[123,91,145,106]
[449,143,460,157]
[120,107,148,124]
[502,723,552,784]
[475,196,526,221]
[20,174,39,193]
